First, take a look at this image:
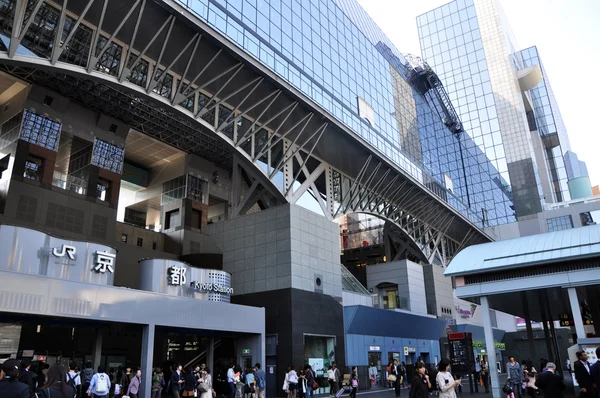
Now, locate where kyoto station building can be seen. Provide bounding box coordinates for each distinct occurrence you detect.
[0,0,542,396]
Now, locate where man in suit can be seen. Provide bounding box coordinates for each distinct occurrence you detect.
[590,348,600,398]
[535,362,566,398]
[574,351,596,398]
[391,359,401,397]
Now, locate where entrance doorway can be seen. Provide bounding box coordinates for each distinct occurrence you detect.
[368,352,382,386]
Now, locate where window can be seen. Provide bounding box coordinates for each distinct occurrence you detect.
[187,175,204,202]
[136,237,143,247]
[165,209,180,230]
[95,35,122,76]
[20,109,61,151]
[124,208,147,228]
[96,178,110,201]
[121,233,128,243]
[23,156,43,181]
[444,173,453,193]
[152,241,157,250]
[546,215,573,232]
[357,96,375,127]
[91,138,124,174]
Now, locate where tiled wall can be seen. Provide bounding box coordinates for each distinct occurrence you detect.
[204,203,342,298]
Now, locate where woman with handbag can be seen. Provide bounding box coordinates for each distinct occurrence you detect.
[287,365,298,398]
[126,369,142,398]
[197,368,212,398]
[350,367,359,398]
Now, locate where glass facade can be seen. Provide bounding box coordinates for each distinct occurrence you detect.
[546,215,573,233]
[515,46,570,203]
[173,0,514,226]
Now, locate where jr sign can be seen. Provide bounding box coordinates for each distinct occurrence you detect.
[52,244,76,260]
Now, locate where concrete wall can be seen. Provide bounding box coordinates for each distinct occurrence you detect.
[423,263,454,317]
[204,203,342,298]
[366,260,428,315]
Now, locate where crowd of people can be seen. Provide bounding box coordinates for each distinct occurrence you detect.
[224,363,266,398]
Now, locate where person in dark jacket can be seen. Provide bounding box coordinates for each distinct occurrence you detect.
[18,360,36,398]
[0,359,30,398]
[81,362,94,398]
[410,362,431,398]
[183,367,197,396]
[574,351,596,398]
[170,364,184,398]
[39,363,77,398]
[535,362,565,398]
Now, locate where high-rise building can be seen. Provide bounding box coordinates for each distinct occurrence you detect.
[417,0,588,220]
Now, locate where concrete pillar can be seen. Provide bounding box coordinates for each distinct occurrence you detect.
[567,287,586,341]
[92,328,103,371]
[140,324,155,398]
[206,337,215,374]
[480,296,500,398]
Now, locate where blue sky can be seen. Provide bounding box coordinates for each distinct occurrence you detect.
[357,0,600,188]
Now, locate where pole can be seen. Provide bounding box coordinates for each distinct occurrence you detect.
[567,287,586,341]
[481,296,500,398]
[522,292,537,360]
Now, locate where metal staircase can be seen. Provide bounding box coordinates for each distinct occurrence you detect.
[184,339,222,369]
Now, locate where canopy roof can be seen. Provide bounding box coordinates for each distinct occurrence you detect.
[445,224,600,277]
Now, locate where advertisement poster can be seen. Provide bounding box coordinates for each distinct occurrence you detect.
[310,358,325,377]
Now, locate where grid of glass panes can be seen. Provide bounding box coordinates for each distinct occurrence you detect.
[91,138,124,173]
[20,109,61,151]
[95,36,122,76]
[20,2,59,59]
[417,0,507,184]
[152,69,173,99]
[516,46,570,203]
[162,175,186,205]
[59,16,93,67]
[127,55,150,88]
[546,215,573,233]
[187,174,204,202]
[208,271,231,303]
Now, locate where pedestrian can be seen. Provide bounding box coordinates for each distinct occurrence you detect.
[523,361,538,398]
[127,369,142,398]
[437,359,461,398]
[410,362,431,398]
[0,359,30,398]
[480,360,490,393]
[121,368,132,398]
[591,348,600,398]
[327,366,335,397]
[40,364,77,398]
[66,361,81,397]
[254,363,266,398]
[170,364,184,398]
[297,369,306,398]
[332,363,341,392]
[535,362,565,398]
[87,365,111,398]
[227,364,236,398]
[574,351,595,398]
[245,368,256,398]
[401,362,408,389]
[304,365,316,398]
[349,366,358,398]
[18,360,36,398]
[287,365,298,398]
[506,356,524,398]
[81,362,94,398]
[391,359,402,397]
[183,367,196,397]
[197,368,212,398]
[151,367,164,398]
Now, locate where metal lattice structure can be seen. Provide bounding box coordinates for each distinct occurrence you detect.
[0,0,491,265]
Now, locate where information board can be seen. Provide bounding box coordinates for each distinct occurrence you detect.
[448,332,474,374]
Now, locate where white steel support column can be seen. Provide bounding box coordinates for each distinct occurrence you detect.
[480,296,500,398]
[140,324,155,398]
[567,287,586,340]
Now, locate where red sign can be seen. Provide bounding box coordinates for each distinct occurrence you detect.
[448,332,472,340]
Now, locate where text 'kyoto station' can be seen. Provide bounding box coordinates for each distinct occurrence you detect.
[0,0,598,398]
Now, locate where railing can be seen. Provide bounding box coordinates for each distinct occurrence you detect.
[543,195,600,211]
[340,265,370,295]
[52,170,88,196]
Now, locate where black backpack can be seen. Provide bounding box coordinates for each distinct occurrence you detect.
[67,373,78,390]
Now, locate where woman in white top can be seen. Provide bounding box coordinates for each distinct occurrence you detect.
[436,359,462,398]
[198,368,213,398]
[287,365,298,398]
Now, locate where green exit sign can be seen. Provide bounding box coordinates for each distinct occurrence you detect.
[242,349,250,354]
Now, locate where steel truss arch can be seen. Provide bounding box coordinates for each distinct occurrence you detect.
[0,0,491,266]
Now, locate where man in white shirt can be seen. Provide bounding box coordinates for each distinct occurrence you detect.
[226,364,236,398]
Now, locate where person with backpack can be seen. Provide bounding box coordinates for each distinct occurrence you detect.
[40,364,77,398]
[253,363,266,398]
[19,360,36,398]
[86,366,110,398]
[66,361,81,397]
[81,362,94,398]
[0,359,30,398]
